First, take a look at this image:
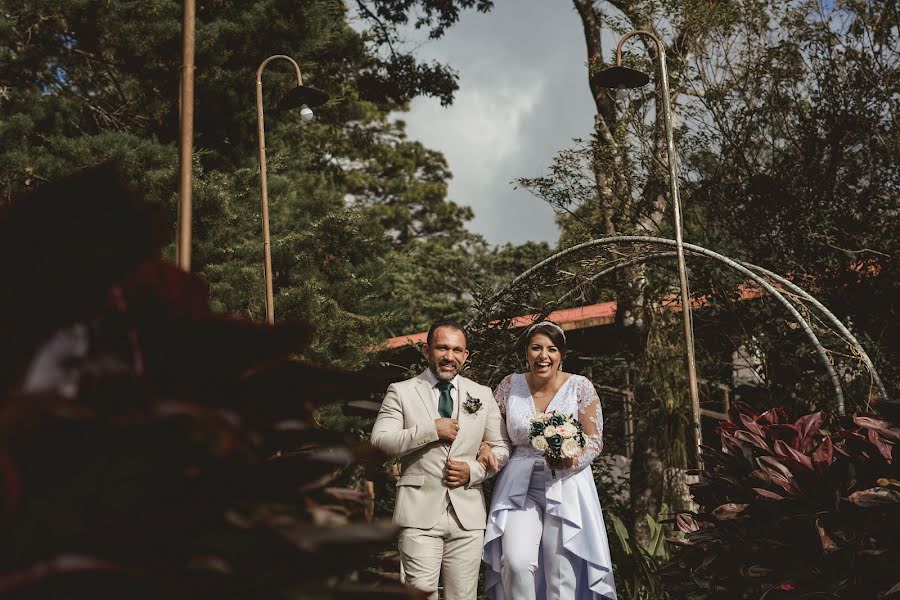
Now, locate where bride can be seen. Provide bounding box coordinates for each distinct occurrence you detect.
[478,321,616,599]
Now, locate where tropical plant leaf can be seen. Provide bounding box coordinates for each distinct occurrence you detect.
[712,503,749,521]
[846,488,900,508]
[663,405,900,599]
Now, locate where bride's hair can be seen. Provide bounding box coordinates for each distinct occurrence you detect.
[524,320,566,355]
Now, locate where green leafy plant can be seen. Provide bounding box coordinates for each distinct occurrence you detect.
[606,511,671,600]
[661,403,899,599]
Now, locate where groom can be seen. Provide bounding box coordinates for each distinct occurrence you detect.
[371,320,509,600]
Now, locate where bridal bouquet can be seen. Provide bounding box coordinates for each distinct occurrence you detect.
[528,411,586,475]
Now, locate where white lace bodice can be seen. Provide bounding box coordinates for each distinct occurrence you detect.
[494,372,604,474]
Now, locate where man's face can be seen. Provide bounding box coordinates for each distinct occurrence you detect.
[424,326,469,381]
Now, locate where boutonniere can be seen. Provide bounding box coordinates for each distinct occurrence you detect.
[463,392,483,414]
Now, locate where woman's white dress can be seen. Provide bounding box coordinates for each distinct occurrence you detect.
[483,373,616,599]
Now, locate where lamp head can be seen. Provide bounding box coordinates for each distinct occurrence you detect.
[278,85,330,112]
[299,104,314,122]
[595,65,650,90]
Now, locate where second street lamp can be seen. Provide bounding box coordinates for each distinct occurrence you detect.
[256,54,329,325]
[595,31,703,464]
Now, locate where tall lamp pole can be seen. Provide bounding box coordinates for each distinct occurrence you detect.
[176,0,196,271]
[256,55,329,325]
[595,31,703,463]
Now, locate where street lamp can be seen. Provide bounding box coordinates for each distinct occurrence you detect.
[256,55,329,325]
[595,31,703,463]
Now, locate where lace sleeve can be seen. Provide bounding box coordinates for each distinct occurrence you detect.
[559,375,604,476]
[493,374,513,417]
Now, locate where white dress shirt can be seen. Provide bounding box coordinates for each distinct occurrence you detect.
[424,368,460,419]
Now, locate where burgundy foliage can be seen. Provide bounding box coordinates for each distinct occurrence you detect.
[0,165,415,599]
[661,403,900,599]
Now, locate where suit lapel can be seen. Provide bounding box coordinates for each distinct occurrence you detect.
[415,373,439,421]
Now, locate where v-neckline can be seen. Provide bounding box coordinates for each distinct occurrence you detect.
[523,372,575,415]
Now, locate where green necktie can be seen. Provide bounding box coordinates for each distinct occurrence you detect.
[437,381,454,418]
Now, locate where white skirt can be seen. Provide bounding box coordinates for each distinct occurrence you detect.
[483,453,617,599]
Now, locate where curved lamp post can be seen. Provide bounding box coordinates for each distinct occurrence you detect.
[595,32,703,461]
[256,55,329,324]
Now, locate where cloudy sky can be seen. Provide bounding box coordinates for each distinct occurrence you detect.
[397,0,597,246]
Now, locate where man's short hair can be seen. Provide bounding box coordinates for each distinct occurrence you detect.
[426,320,468,347]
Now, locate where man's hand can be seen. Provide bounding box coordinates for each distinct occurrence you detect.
[435,418,459,442]
[444,459,470,488]
[476,443,499,473]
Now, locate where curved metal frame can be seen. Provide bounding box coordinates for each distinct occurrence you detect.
[553,251,678,306]
[738,262,888,404]
[554,251,888,406]
[256,55,307,325]
[485,236,890,415]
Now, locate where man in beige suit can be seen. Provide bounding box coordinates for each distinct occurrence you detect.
[371,321,510,600]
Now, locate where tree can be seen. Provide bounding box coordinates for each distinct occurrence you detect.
[680,0,899,406]
[518,0,898,555]
[519,0,726,549]
[0,0,496,367]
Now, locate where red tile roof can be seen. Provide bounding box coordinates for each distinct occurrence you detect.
[382,300,618,349]
[383,286,764,350]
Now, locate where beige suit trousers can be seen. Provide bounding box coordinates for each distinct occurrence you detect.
[399,502,483,600]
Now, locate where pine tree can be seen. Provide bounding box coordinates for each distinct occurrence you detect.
[0,0,494,367]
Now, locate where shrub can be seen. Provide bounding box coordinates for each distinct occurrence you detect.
[661,403,899,599]
[0,166,413,599]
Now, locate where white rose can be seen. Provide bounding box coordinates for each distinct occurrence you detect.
[532,436,549,452]
[543,425,557,438]
[562,438,581,458]
[564,423,579,437]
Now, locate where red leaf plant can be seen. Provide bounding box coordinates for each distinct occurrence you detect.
[660,402,899,599]
[0,166,416,599]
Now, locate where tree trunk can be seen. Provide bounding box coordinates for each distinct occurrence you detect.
[572,0,664,548]
[629,386,665,546]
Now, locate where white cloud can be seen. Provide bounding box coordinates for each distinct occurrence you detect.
[407,80,543,167]
[394,0,596,245]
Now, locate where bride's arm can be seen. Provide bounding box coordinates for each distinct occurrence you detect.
[555,376,604,477]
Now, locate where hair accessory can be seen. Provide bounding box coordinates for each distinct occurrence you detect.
[525,320,566,342]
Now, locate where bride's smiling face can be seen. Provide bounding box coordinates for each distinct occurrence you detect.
[526,333,562,377]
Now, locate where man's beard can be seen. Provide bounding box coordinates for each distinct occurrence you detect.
[429,358,459,381]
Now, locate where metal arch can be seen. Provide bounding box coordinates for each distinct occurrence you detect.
[551,249,889,404]
[553,252,888,406]
[484,236,848,415]
[553,252,678,306]
[738,262,889,403]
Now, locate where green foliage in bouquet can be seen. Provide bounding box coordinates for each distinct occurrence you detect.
[660,403,899,599]
[0,166,414,599]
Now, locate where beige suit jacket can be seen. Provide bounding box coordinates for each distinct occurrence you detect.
[371,372,510,530]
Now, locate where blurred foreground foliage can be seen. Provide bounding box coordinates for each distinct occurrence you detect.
[0,165,418,599]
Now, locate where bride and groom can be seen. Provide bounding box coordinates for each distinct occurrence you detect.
[370,320,617,600]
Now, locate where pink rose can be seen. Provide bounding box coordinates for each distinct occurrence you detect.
[557,425,569,437]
